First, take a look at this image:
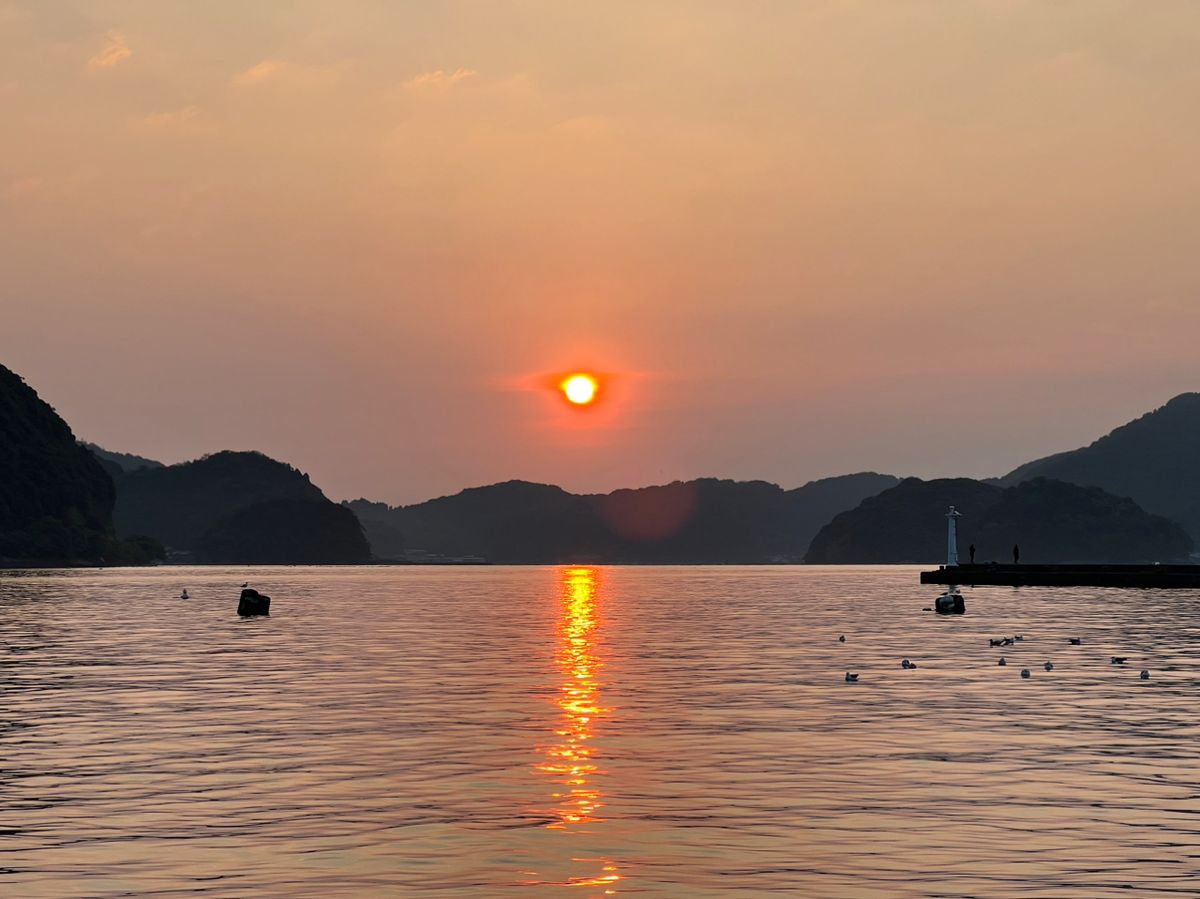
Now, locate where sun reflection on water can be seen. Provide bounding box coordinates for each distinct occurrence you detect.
[531,566,620,895]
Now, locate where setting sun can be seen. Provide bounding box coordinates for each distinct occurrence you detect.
[561,374,599,406]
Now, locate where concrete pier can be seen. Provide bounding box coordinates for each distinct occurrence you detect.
[921,563,1200,588]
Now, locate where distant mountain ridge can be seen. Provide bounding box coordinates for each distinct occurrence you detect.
[347,472,900,563]
[999,393,1200,539]
[83,443,164,475]
[806,477,1193,564]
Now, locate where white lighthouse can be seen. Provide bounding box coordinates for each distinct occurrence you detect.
[946,505,962,567]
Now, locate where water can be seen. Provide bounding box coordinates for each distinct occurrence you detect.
[2,565,1199,897]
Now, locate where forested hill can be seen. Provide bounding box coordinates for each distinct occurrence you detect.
[0,364,160,565]
[113,451,370,564]
[999,393,1200,540]
[805,477,1193,564]
[346,472,900,563]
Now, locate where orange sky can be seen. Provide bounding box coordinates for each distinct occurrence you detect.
[3,2,1200,503]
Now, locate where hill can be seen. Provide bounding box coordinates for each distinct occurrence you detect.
[805,477,1193,564]
[114,451,370,563]
[347,472,900,563]
[998,393,1200,540]
[0,364,162,565]
[83,443,164,475]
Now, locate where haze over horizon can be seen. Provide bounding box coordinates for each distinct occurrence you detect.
[4,1,1200,504]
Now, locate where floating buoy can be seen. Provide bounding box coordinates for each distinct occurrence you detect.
[935,587,965,614]
[998,657,1007,666]
[1044,661,1054,671]
[1020,669,1031,678]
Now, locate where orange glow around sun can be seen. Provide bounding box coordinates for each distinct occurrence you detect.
[560,373,599,406]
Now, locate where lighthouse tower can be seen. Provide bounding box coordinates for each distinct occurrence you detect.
[946,505,962,567]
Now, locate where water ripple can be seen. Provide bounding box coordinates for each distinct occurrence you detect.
[2,565,1199,896]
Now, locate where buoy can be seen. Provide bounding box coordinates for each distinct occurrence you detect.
[935,586,965,614]
[1020,669,1030,678]
[1044,661,1053,671]
[998,657,1007,666]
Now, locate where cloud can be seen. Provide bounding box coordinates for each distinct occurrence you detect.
[88,31,131,71]
[233,59,285,85]
[403,68,477,89]
[230,59,347,91]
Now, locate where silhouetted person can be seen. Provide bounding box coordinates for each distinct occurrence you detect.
[1013,543,1020,564]
[969,543,976,564]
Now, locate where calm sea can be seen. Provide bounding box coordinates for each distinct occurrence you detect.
[2,565,1198,897]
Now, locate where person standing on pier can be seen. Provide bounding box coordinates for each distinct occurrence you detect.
[969,543,976,564]
[1012,544,1020,564]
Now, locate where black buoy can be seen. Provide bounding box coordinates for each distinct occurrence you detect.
[935,588,965,614]
[237,588,271,617]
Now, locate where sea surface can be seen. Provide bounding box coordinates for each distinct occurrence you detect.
[2,565,1199,898]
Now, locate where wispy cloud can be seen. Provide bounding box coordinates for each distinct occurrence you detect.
[233,59,285,85]
[403,68,477,89]
[88,31,131,71]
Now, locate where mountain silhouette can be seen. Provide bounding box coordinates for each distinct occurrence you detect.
[999,393,1200,540]
[114,451,370,564]
[83,443,164,476]
[347,472,900,563]
[805,476,1193,564]
[0,364,162,565]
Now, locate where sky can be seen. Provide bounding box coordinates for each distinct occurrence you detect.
[3,1,1200,505]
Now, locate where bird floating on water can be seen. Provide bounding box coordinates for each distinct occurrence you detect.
[845,672,858,682]
[1044,661,1054,671]
[998,657,1007,666]
[1068,637,1082,645]
[1020,669,1031,678]
[241,582,249,588]
[989,638,1005,647]
[838,635,845,642]
[1140,670,1150,680]
[1111,656,1128,664]
[180,589,189,599]
[1013,635,1024,642]
[901,659,917,669]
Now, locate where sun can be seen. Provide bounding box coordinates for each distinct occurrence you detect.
[561,373,599,406]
